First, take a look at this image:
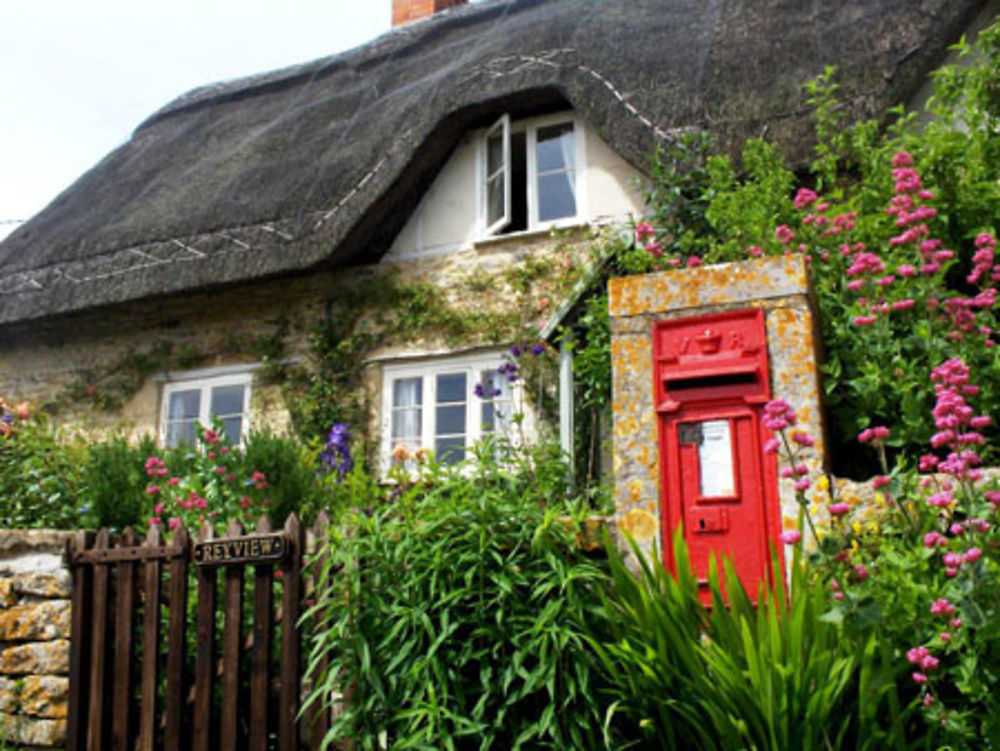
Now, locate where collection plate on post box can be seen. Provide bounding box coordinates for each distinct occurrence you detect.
[194,532,286,566]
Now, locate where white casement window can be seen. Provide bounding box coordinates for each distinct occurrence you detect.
[161,372,252,448]
[478,112,585,237]
[382,353,516,469]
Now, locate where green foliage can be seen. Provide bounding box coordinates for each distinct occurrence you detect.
[591,533,914,750]
[81,434,157,530]
[304,455,610,750]
[0,403,85,529]
[243,428,330,526]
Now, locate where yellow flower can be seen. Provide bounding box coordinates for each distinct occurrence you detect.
[815,475,830,493]
[874,492,885,506]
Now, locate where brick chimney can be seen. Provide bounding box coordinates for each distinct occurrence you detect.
[392,0,467,26]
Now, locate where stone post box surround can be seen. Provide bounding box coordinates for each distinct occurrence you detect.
[609,255,825,573]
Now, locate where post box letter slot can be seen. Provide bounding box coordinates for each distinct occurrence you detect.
[691,507,729,534]
[664,371,758,392]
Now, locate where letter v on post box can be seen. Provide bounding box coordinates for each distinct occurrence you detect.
[653,308,782,604]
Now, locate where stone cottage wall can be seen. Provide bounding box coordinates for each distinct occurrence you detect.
[0,531,73,749]
[0,229,587,443]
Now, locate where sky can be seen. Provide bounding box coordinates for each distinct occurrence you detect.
[1,0,392,242]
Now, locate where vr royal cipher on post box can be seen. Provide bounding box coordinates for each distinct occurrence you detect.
[653,308,781,602]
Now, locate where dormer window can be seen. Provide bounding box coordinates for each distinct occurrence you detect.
[479,113,584,237]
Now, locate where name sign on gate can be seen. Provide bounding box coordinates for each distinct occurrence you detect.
[194,532,286,566]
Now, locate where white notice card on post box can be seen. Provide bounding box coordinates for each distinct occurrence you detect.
[699,419,735,497]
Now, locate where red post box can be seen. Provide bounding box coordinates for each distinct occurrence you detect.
[653,309,781,602]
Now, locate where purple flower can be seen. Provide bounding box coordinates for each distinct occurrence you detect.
[509,344,522,358]
[474,383,486,399]
[531,343,545,356]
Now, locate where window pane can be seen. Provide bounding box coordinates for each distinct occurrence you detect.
[220,417,243,444]
[487,133,504,176]
[210,385,245,417]
[435,437,465,465]
[482,401,495,433]
[166,421,197,448]
[436,404,466,435]
[168,390,200,420]
[487,174,505,227]
[437,373,466,404]
[538,171,576,221]
[536,123,574,173]
[393,378,423,408]
[392,408,422,440]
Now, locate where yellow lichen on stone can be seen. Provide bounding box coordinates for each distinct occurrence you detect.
[620,509,659,542]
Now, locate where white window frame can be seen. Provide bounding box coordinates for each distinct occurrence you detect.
[476,111,587,238]
[380,352,521,472]
[160,371,253,448]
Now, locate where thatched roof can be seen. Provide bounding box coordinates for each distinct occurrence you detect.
[0,0,986,325]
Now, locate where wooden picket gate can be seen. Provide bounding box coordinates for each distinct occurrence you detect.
[65,512,334,751]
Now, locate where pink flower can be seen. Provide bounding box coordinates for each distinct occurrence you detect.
[907,646,929,664]
[892,151,913,167]
[853,315,877,326]
[168,517,181,531]
[964,547,982,563]
[146,485,160,495]
[920,655,940,671]
[942,551,963,568]
[748,245,763,257]
[924,532,944,548]
[794,477,811,492]
[853,564,869,581]
[930,598,955,616]
[923,693,935,707]
[779,530,802,545]
[950,618,963,630]
[940,632,951,643]
[763,438,780,454]
[833,592,845,601]
[686,256,702,268]
[858,428,874,444]
[775,225,795,245]
[791,431,815,447]
[985,490,1000,506]
[149,517,162,527]
[635,222,655,242]
[828,503,851,517]
[911,672,928,685]
[872,475,890,490]
[794,188,819,210]
[203,429,221,445]
[153,503,164,515]
[167,476,179,486]
[781,467,794,479]
[240,496,252,508]
[214,465,227,475]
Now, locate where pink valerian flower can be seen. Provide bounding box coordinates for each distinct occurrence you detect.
[984,490,1000,506]
[892,151,914,168]
[635,222,655,243]
[942,551,963,569]
[923,693,936,707]
[251,471,268,490]
[748,245,763,257]
[828,503,851,517]
[793,477,811,492]
[153,503,164,515]
[793,187,819,210]
[964,548,982,563]
[930,599,955,616]
[912,672,928,685]
[924,532,946,548]
[168,517,181,531]
[144,456,169,478]
[146,485,160,495]
[907,646,930,664]
[686,256,703,268]
[203,428,221,445]
[853,315,877,326]
[853,564,869,581]
[763,438,780,454]
[762,400,797,431]
[775,225,795,245]
[950,618,963,630]
[779,530,802,545]
[791,431,815,447]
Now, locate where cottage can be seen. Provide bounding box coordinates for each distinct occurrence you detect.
[0,0,991,476]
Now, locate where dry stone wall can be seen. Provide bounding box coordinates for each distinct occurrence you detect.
[0,531,73,749]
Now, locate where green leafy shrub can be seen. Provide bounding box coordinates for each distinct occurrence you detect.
[0,401,84,529]
[305,454,610,750]
[80,434,156,530]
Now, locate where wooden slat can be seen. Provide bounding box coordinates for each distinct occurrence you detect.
[193,524,217,750]
[305,511,332,748]
[220,519,246,750]
[67,530,95,751]
[164,524,190,751]
[72,544,186,564]
[280,513,304,750]
[85,528,111,751]
[249,516,274,751]
[138,525,163,751]
[111,528,138,751]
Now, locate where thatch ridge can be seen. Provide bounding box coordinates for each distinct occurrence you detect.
[0,0,987,325]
